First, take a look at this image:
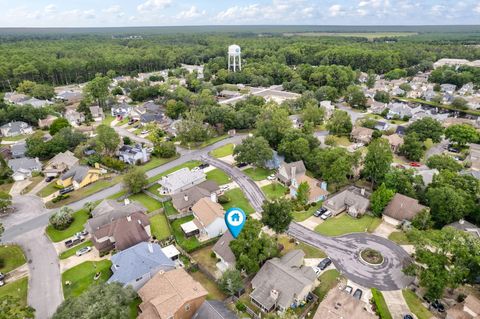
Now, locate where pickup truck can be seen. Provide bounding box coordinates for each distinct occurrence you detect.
[64,236,85,248]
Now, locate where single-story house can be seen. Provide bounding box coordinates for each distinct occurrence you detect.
[374,121,389,131]
[43,150,79,177]
[446,294,480,319]
[56,90,83,104]
[276,161,306,185]
[57,165,103,190]
[351,127,374,144]
[18,97,52,108]
[89,106,105,122]
[382,193,427,226]
[86,199,147,233]
[118,144,150,165]
[384,134,404,153]
[193,300,237,319]
[111,102,132,118]
[446,219,480,239]
[137,268,208,319]
[212,232,236,273]
[250,250,316,313]
[8,157,42,181]
[190,197,226,240]
[171,180,219,213]
[440,83,456,94]
[370,100,387,114]
[3,92,28,104]
[64,110,85,127]
[92,212,151,253]
[290,174,329,204]
[158,167,206,194]
[10,142,27,158]
[107,242,175,291]
[0,121,33,137]
[38,115,58,128]
[323,186,370,218]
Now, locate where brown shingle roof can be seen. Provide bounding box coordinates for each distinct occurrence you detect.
[171,180,219,211]
[192,198,225,228]
[383,193,427,221]
[295,175,329,202]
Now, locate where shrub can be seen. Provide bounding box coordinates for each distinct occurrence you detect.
[218,195,230,204]
[49,206,74,230]
[210,251,217,258]
[235,301,246,312]
[52,194,70,203]
[101,156,127,171]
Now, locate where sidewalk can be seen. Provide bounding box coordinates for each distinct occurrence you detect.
[383,290,416,319]
[6,264,29,282]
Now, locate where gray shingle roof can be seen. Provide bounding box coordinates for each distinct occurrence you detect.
[193,301,237,319]
[86,199,147,233]
[60,165,90,183]
[212,231,235,264]
[8,157,42,172]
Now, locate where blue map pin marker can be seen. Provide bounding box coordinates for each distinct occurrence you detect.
[225,207,246,238]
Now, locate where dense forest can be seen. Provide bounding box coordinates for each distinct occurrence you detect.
[0,26,480,91]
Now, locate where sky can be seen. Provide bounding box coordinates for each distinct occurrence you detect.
[0,0,479,27]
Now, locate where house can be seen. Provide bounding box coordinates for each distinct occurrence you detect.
[107,242,175,291]
[171,180,219,213]
[57,165,103,190]
[446,295,480,319]
[158,167,206,194]
[18,97,52,108]
[10,142,27,158]
[290,174,329,204]
[3,92,28,104]
[111,102,132,118]
[56,90,83,104]
[386,102,420,120]
[446,219,480,239]
[64,109,85,127]
[320,100,335,119]
[395,125,407,136]
[118,144,150,165]
[250,250,316,313]
[351,127,374,144]
[137,268,208,319]
[252,88,300,104]
[382,193,427,226]
[92,212,151,253]
[323,186,370,218]
[384,134,404,153]
[374,121,389,131]
[276,161,306,185]
[43,150,79,177]
[193,301,237,319]
[440,84,456,94]
[370,100,387,114]
[86,199,147,233]
[313,285,376,319]
[212,232,236,273]
[391,87,405,97]
[38,115,58,128]
[459,83,475,95]
[8,157,42,181]
[0,121,33,137]
[89,106,105,122]
[468,143,480,171]
[189,197,226,240]
[423,89,436,101]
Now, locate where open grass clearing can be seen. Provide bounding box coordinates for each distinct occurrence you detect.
[0,245,26,273]
[45,209,90,242]
[209,143,234,158]
[206,169,231,185]
[314,213,381,236]
[171,216,201,252]
[128,192,162,212]
[61,260,112,298]
[149,213,171,240]
[261,183,287,201]
[243,167,273,181]
[220,188,254,215]
[402,289,433,319]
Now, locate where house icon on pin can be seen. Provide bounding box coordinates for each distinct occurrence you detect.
[231,213,240,222]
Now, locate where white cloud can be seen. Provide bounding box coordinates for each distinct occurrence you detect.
[474,3,480,13]
[44,4,56,14]
[137,0,172,13]
[176,6,206,19]
[328,4,343,17]
[104,5,125,18]
[430,5,446,15]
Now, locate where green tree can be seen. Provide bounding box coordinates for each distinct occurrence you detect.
[0,296,35,319]
[16,80,36,95]
[301,102,324,125]
[49,206,74,230]
[233,136,273,168]
[374,90,390,103]
[426,154,463,172]
[295,182,310,207]
[49,118,71,135]
[445,124,479,147]
[154,141,177,158]
[363,138,393,186]
[53,283,136,319]
[326,110,352,136]
[95,124,120,155]
[0,191,12,214]
[122,167,148,194]
[411,209,433,230]
[83,75,111,107]
[345,85,368,109]
[384,168,423,199]
[400,133,425,161]
[426,186,466,227]
[0,222,3,241]
[218,269,244,296]
[176,110,214,144]
[83,202,96,214]
[405,118,444,143]
[256,107,292,148]
[451,97,468,109]
[315,86,339,102]
[165,99,187,119]
[370,184,395,216]
[366,71,376,89]
[32,83,54,99]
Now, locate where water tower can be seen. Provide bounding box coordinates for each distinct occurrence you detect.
[228,44,241,72]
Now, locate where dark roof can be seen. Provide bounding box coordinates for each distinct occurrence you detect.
[193,301,237,319]
[395,125,407,135]
[60,165,90,183]
[383,193,427,221]
[140,112,164,123]
[171,180,219,211]
[212,232,235,264]
[447,220,480,238]
[87,199,147,232]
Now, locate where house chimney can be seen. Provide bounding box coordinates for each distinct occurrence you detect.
[127,215,132,222]
[321,181,327,191]
[210,192,217,203]
[148,243,154,253]
[184,194,189,202]
[291,166,296,179]
[459,219,465,224]
[124,198,130,206]
[270,289,279,301]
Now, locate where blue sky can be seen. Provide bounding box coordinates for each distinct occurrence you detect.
[0,0,479,27]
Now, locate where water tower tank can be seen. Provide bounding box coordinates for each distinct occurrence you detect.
[228,44,241,56]
[228,44,241,72]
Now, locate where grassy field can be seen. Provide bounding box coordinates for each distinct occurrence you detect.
[0,277,29,308]
[190,271,226,301]
[138,155,179,172]
[150,214,171,240]
[59,240,93,260]
[62,260,112,298]
[243,167,273,181]
[261,183,287,201]
[171,216,201,252]
[191,246,219,278]
[147,160,202,183]
[403,289,433,319]
[206,169,231,185]
[2,134,29,142]
[220,188,254,215]
[0,245,26,273]
[101,115,116,126]
[293,202,323,222]
[388,231,411,245]
[0,182,13,193]
[371,288,393,319]
[313,269,342,300]
[277,235,326,259]
[209,143,234,158]
[128,193,162,212]
[46,209,90,242]
[37,180,60,197]
[315,213,381,236]
[20,176,43,194]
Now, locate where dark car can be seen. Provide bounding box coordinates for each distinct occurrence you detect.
[45,176,54,183]
[353,289,363,300]
[318,258,332,270]
[403,315,413,319]
[0,272,5,281]
[314,207,328,217]
[423,296,445,313]
[306,293,314,302]
[199,163,209,169]
[236,162,248,168]
[448,145,460,153]
[59,186,74,195]
[64,236,85,248]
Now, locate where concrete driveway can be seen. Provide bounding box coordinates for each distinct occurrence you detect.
[9,180,31,196]
[383,290,416,319]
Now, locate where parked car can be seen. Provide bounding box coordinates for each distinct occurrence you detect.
[76,246,92,257]
[236,162,248,168]
[199,163,209,169]
[267,174,276,181]
[59,186,74,195]
[353,288,363,300]
[141,130,149,135]
[64,236,85,248]
[306,293,314,302]
[320,211,332,220]
[192,167,200,172]
[314,207,328,217]
[403,315,413,319]
[409,162,421,167]
[312,267,321,277]
[318,258,332,270]
[423,296,445,313]
[448,145,460,153]
[344,285,353,294]
[220,185,230,191]
[0,272,5,281]
[75,230,88,237]
[45,176,54,183]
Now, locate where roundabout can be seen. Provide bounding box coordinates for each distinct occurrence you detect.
[360,248,385,266]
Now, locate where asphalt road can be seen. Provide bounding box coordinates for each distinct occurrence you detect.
[288,222,414,291]
[112,126,153,146]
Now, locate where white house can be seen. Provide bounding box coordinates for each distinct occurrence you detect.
[190,196,227,241]
[89,106,105,122]
[117,144,150,165]
[8,157,42,181]
[0,121,33,137]
[158,167,206,194]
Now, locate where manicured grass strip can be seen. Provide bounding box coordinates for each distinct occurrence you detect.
[313,269,341,301]
[371,288,393,319]
[190,271,227,301]
[243,167,273,181]
[0,277,28,307]
[0,245,26,273]
[46,209,90,243]
[388,231,411,245]
[0,183,13,194]
[37,180,61,197]
[315,213,381,236]
[20,176,43,194]
[171,216,200,252]
[292,202,323,222]
[402,289,433,319]
[220,188,254,215]
[147,160,202,183]
[138,155,179,173]
[206,169,231,185]
[277,236,326,259]
[210,143,234,158]
[149,214,171,240]
[59,240,93,260]
[261,183,287,201]
[162,201,178,216]
[62,260,112,298]
[128,193,162,212]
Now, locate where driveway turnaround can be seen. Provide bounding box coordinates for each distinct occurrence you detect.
[288,222,414,291]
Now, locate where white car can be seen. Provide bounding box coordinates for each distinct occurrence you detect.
[192,167,201,172]
[76,246,92,257]
[320,211,332,220]
[312,266,321,277]
[220,185,230,191]
[267,174,276,181]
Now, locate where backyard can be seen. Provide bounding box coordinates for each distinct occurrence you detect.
[261,183,287,201]
[206,169,231,185]
[149,213,172,240]
[220,188,254,215]
[209,143,234,158]
[171,216,201,252]
[189,270,226,301]
[162,200,178,216]
[61,260,112,298]
[191,246,220,278]
[402,289,433,319]
[314,213,381,236]
[128,192,162,212]
[243,167,273,181]
[0,245,26,273]
[46,209,90,242]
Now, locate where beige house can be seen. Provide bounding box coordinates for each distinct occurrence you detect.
[468,143,480,171]
[350,127,374,144]
[43,150,79,177]
[446,295,480,319]
[384,134,404,153]
[382,193,427,226]
[138,268,208,319]
[190,197,226,240]
[323,186,370,218]
[38,115,58,128]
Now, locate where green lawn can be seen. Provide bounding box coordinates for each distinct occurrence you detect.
[138,155,179,173]
[150,214,171,240]
[191,246,219,277]
[206,169,231,185]
[115,118,129,126]
[293,202,323,222]
[314,213,381,236]
[220,188,254,215]
[0,182,13,194]
[59,240,93,260]
[209,143,234,158]
[0,245,26,273]
[371,288,393,319]
[0,277,29,307]
[128,193,162,212]
[147,160,202,183]
[261,183,287,201]
[313,269,342,301]
[129,297,142,319]
[62,260,112,298]
[146,183,161,193]
[162,200,179,216]
[190,271,226,301]
[243,167,273,181]
[37,180,60,197]
[388,231,411,245]
[102,115,115,126]
[403,289,433,319]
[45,209,90,242]
[171,216,201,252]
[277,236,326,259]
[2,134,28,142]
